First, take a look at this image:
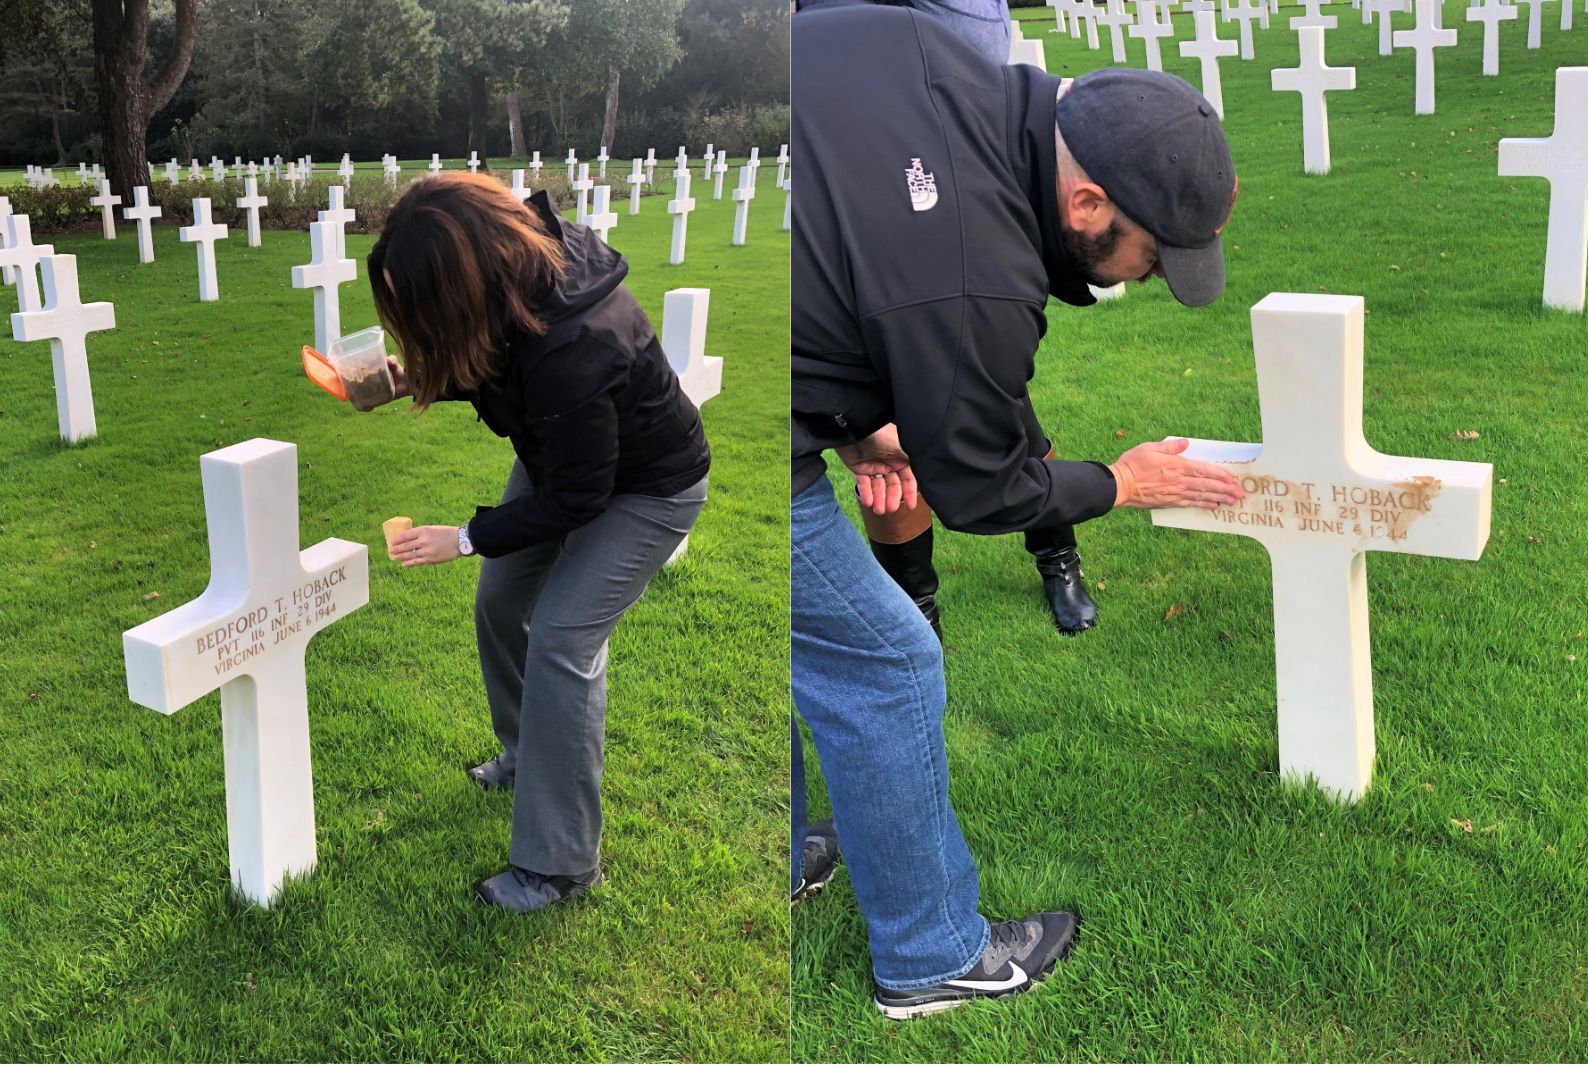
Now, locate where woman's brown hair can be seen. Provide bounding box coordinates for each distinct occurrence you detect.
[369,172,567,410]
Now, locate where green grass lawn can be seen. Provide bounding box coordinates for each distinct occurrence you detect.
[0,171,790,1060]
[796,4,1588,1061]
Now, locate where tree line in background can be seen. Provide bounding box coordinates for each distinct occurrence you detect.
[0,0,789,197]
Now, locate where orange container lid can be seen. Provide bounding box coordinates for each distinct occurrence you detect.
[302,345,349,402]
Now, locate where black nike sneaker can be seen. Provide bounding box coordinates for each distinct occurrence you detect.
[872,911,1078,1020]
[792,818,841,903]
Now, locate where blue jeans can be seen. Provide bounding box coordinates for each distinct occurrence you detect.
[791,474,990,990]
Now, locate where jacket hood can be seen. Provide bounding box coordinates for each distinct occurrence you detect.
[526,189,628,324]
[1004,64,1097,309]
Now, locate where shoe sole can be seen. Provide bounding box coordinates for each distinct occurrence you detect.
[873,920,1079,1021]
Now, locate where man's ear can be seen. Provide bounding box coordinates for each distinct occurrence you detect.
[1061,180,1113,235]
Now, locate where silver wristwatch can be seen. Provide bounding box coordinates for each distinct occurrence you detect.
[457,524,475,557]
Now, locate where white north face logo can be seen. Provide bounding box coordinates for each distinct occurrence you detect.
[905,158,937,212]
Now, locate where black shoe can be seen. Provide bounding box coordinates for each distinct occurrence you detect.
[467,756,515,791]
[872,911,1079,1020]
[870,529,944,643]
[1031,545,1097,635]
[474,865,602,913]
[792,818,841,904]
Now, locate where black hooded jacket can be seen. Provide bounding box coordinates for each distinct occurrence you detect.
[454,191,711,558]
[791,5,1118,535]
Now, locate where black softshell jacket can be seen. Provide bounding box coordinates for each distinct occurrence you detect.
[791,5,1118,535]
[454,191,711,558]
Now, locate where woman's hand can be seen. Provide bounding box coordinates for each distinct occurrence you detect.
[836,423,919,515]
[387,356,411,400]
[389,525,461,567]
[1109,438,1245,511]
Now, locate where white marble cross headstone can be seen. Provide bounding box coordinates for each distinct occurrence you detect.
[237,177,268,248]
[1466,0,1518,75]
[627,158,645,216]
[1009,28,1050,66]
[123,438,370,906]
[1076,0,1104,46]
[10,254,113,442]
[1048,0,1069,32]
[429,153,443,174]
[1513,0,1553,46]
[731,164,756,247]
[572,163,594,225]
[90,178,122,240]
[123,186,162,264]
[77,162,88,186]
[1154,293,1492,801]
[659,289,722,564]
[321,184,356,260]
[597,145,609,178]
[1366,0,1408,52]
[529,150,543,179]
[675,146,690,179]
[776,144,790,188]
[783,173,792,232]
[1272,26,1356,174]
[1225,0,1265,57]
[212,159,226,181]
[1099,0,1134,61]
[0,214,53,315]
[1498,68,1588,312]
[179,198,230,302]
[1562,0,1573,32]
[1181,8,1240,117]
[1392,0,1457,114]
[165,160,180,184]
[645,147,658,186]
[587,184,618,243]
[467,150,480,174]
[1128,0,1176,68]
[661,288,723,410]
[509,168,531,202]
[292,220,357,353]
[713,150,729,200]
[566,148,579,185]
[667,171,697,265]
[339,155,355,185]
[1290,0,1339,28]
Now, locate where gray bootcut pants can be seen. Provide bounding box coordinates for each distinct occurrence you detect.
[474,460,708,875]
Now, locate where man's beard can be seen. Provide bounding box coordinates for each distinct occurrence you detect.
[1061,216,1127,288]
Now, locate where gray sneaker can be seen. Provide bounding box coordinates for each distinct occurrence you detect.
[474,866,602,913]
[792,818,841,903]
[872,911,1079,1020]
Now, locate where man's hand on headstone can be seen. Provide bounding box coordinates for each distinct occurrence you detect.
[836,423,919,516]
[389,524,462,567]
[1109,438,1245,511]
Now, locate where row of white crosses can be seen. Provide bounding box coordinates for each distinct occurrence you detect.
[121,286,724,906]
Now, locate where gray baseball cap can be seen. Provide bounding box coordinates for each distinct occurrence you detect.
[1056,69,1238,308]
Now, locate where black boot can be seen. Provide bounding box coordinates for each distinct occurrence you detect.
[870,528,943,642]
[1027,531,1097,636]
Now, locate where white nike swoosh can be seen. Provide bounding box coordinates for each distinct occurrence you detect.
[944,962,1028,993]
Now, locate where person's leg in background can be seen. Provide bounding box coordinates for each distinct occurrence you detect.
[858,496,941,641]
[791,475,989,988]
[1025,444,1099,635]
